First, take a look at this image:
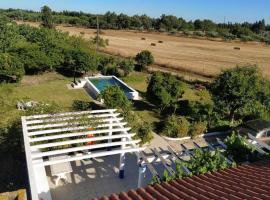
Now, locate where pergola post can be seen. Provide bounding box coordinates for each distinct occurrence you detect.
[107,114,113,151]
[137,162,146,188]
[119,137,126,179]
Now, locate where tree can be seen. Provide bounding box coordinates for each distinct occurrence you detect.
[98,86,132,111]
[211,66,261,124]
[0,23,21,53]
[135,50,154,70]
[41,5,54,29]
[15,42,53,74]
[147,72,184,112]
[63,48,96,74]
[0,53,24,81]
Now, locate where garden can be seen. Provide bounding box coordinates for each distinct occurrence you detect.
[1,6,270,193]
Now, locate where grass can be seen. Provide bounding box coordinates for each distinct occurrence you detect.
[122,71,211,126]
[121,71,149,93]
[3,72,91,112]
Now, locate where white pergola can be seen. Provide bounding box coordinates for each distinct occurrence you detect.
[22,109,145,200]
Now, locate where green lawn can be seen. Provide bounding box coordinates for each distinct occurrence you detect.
[5,73,91,111]
[0,71,210,130]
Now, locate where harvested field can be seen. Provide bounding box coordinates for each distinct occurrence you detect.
[17,21,270,78]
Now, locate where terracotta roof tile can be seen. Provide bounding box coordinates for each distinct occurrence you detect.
[94,160,270,200]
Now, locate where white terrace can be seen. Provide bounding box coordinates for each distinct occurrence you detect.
[21,109,145,200]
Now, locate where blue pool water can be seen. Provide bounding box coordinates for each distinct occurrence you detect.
[89,77,133,93]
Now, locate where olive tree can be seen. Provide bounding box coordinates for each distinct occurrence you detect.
[147,72,184,112]
[211,66,261,124]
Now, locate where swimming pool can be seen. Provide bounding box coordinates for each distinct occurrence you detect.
[85,76,139,100]
[89,77,133,93]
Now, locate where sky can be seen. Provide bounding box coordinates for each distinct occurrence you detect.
[0,0,269,24]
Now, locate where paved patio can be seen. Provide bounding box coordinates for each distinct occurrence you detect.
[45,132,226,199]
[46,153,159,200]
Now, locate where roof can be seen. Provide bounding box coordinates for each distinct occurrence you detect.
[93,160,270,200]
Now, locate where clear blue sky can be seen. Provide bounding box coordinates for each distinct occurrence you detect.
[0,0,269,24]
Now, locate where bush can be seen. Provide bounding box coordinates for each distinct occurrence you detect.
[224,132,256,163]
[0,53,24,82]
[72,100,92,111]
[98,86,132,111]
[119,59,135,76]
[193,31,205,37]
[240,34,254,41]
[137,121,153,144]
[190,121,207,138]
[162,115,190,138]
[24,102,61,116]
[206,31,219,38]
[101,65,121,77]
[135,50,154,70]
[91,35,109,47]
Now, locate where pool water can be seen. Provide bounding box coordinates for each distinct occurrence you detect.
[89,77,133,93]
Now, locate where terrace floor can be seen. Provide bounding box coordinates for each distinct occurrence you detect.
[46,153,155,200]
[45,133,226,200]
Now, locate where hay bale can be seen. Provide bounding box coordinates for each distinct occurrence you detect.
[158,40,163,43]
[234,47,241,50]
[151,43,156,46]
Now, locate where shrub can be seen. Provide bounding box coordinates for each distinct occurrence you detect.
[137,121,153,144]
[162,115,190,138]
[185,149,229,175]
[190,121,207,138]
[0,53,24,82]
[101,65,121,77]
[206,31,219,38]
[119,59,135,76]
[240,34,254,41]
[72,100,92,111]
[25,102,61,115]
[224,132,256,163]
[193,31,205,37]
[135,50,154,70]
[98,86,132,111]
[91,35,109,47]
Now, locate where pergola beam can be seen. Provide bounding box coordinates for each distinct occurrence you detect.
[25,113,120,125]
[33,147,144,167]
[31,140,141,159]
[25,109,117,120]
[28,122,129,136]
[27,119,125,130]
[30,133,135,150]
[29,127,130,143]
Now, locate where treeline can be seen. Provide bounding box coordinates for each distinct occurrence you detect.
[0,13,137,82]
[0,17,100,81]
[1,8,270,43]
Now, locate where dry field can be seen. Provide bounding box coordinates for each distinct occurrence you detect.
[17,21,270,79]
